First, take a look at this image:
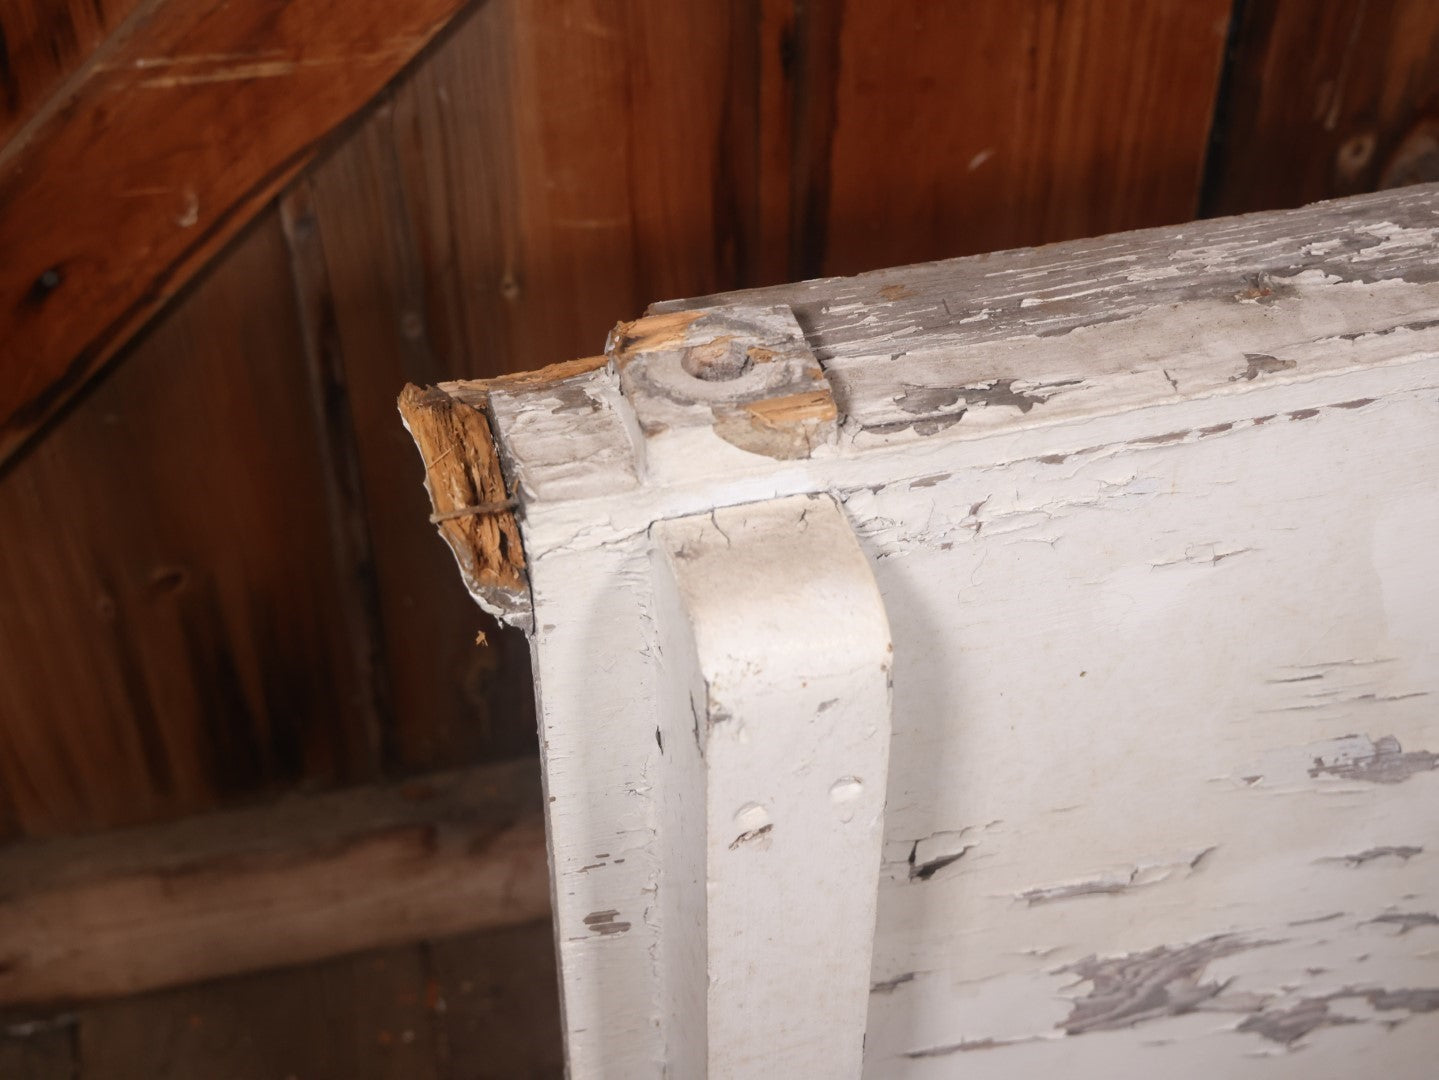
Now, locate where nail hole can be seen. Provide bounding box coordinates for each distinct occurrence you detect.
[25,266,63,306]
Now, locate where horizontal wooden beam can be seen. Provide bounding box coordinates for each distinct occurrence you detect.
[0,759,548,1008]
[0,0,476,468]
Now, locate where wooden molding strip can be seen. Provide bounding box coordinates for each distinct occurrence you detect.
[0,0,477,469]
[0,759,548,1008]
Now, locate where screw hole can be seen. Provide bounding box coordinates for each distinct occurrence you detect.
[681,339,751,382]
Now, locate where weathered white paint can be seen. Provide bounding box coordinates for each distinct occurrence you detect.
[427,185,1439,1077]
[651,493,891,1077]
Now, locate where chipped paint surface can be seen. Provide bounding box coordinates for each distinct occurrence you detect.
[1059,934,1267,1034]
[608,305,838,475]
[437,186,1439,1076]
[654,185,1439,445]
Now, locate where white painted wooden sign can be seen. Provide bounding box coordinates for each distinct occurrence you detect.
[403,184,1439,1078]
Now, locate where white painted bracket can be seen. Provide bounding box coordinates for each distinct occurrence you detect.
[650,492,892,1078]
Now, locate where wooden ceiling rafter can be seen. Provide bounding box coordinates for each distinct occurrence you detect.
[0,0,481,469]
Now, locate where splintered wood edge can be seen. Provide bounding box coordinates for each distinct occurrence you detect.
[397,383,530,624]
[607,310,706,359]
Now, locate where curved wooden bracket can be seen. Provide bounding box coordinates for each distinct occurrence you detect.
[651,492,892,1077]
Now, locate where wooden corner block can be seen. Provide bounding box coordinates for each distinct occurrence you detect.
[651,492,892,1077]
[608,305,838,481]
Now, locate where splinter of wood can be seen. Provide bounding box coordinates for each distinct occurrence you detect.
[397,384,527,623]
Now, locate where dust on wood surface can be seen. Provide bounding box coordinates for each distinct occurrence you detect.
[0,760,548,1008]
[0,0,141,147]
[5,0,1430,837]
[0,922,563,1080]
[0,208,373,836]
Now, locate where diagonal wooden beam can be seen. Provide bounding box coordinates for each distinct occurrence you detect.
[0,0,477,468]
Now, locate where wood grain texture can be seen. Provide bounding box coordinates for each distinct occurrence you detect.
[0,0,477,468]
[280,180,391,774]
[0,209,370,836]
[0,0,140,147]
[396,384,528,625]
[399,0,763,374]
[657,185,1439,435]
[0,759,547,1007]
[303,79,533,771]
[304,0,764,767]
[817,0,1233,275]
[1205,0,1439,215]
[11,0,1433,840]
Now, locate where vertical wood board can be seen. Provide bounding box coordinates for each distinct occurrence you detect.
[1204,0,1439,215]
[0,209,368,835]
[816,0,1233,275]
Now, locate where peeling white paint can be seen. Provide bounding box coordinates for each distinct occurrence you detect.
[469,186,1439,1077]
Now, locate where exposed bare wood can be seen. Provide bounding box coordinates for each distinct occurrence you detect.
[0,759,548,1008]
[397,384,528,626]
[303,33,536,770]
[659,185,1439,435]
[5,0,1391,840]
[0,0,141,148]
[0,0,478,468]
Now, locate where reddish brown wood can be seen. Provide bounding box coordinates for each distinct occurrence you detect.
[299,0,766,768]
[302,81,532,771]
[817,0,1234,275]
[280,180,391,772]
[0,0,141,147]
[0,209,371,836]
[1203,0,1439,215]
[12,0,1432,844]
[783,0,845,281]
[0,0,477,468]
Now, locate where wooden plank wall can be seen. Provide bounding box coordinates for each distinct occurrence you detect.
[1,0,1435,838]
[1203,0,1439,215]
